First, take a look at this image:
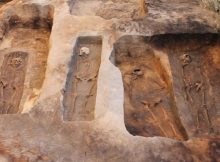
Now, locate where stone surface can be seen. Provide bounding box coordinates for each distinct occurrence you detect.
[201,0,220,13]
[0,0,219,162]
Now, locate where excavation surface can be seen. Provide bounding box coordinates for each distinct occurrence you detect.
[0,0,219,162]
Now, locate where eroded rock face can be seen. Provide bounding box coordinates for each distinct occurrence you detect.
[68,0,147,20]
[0,0,219,162]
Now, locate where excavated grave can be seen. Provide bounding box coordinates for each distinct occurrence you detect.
[63,36,102,121]
[0,4,53,114]
[110,34,220,141]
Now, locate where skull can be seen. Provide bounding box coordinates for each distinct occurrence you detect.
[9,57,23,68]
[79,47,90,56]
[132,68,143,76]
[179,54,192,66]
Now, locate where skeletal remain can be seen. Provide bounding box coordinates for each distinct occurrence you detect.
[75,75,83,81]
[195,81,203,92]
[183,80,194,103]
[141,101,168,137]
[132,68,143,76]
[131,68,144,80]
[5,104,12,114]
[0,80,8,101]
[0,79,8,88]
[204,104,212,128]
[197,107,208,130]
[140,98,162,108]
[0,87,2,100]
[180,54,194,103]
[195,88,213,131]
[151,98,162,107]
[196,109,200,129]
[87,74,98,81]
[162,108,168,120]
[204,106,213,133]
[168,122,176,136]
[179,54,192,67]
[9,57,23,68]
[0,101,4,114]
[154,82,166,91]
[75,74,97,82]
[84,81,96,109]
[8,85,17,113]
[79,47,90,56]
[202,88,206,107]
[201,91,211,124]
[161,107,181,139]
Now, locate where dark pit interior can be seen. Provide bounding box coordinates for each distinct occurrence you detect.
[63,36,102,121]
[110,34,220,140]
[0,5,53,114]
